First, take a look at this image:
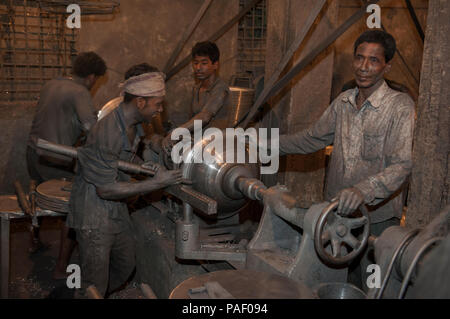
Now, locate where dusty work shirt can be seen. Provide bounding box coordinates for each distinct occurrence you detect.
[277,80,415,223]
[28,77,97,159]
[191,76,231,130]
[68,103,144,233]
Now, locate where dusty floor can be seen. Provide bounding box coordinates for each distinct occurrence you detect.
[8,216,145,299]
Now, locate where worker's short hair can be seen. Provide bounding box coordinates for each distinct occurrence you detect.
[191,41,220,63]
[354,30,396,63]
[123,63,160,103]
[72,51,107,78]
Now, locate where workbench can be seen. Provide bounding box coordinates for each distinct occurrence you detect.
[0,195,65,299]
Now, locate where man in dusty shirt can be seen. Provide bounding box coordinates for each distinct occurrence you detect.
[27,51,106,278]
[68,65,184,298]
[159,41,231,155]
[259,30,415,289]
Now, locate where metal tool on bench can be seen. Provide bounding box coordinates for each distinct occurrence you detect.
[13,180,44,252]
[170,269,313,299]
[13,181,33,219]
[188,281,235,299]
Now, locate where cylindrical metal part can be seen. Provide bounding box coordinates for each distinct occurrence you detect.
[180,134,260,216]
[36,138,156,176]
[117,161,156,176]
[183,202,193,223]
[35,138,78,159]
[235,177,267,201]
[175,221,200,259]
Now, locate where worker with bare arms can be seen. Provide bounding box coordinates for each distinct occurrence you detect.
[27,52,107,279]
[67,64,184,297]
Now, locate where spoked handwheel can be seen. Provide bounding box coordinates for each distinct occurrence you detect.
[314,201,370,267]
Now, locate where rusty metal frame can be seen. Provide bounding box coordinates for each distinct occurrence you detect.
[1,0,78,101]
[237,0,267,75]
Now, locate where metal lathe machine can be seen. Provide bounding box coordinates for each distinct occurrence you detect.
[36,131,450,299]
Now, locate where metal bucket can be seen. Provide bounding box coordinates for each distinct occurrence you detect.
[227,87,255,127]
[314,282,367,299]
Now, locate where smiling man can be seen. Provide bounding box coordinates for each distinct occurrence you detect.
[160,41,230,154]
[267,30,415,288]
[68,64,184,297]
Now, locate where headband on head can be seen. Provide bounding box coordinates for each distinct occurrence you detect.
[119,72,166,97]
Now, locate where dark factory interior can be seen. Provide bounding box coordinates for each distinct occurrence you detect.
[0,0,449,301]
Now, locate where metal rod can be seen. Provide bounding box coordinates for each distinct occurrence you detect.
[237,0,326,128]
[11,0,17,101]
[24,0,30,99]
[166,0,263,81]
[163,0,213,73]
[37,0,119,7]
[2,89,42,93]
[39,4,45,84]
[2,48,73,54]
[35,138,157,176]
[0,22,65,29]
[2,63,71,68]
[0,34,76,42]
[183,202,193,223]
[3,76,53,80]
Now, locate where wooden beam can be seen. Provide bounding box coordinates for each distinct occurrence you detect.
[163,0,213,74]
[407,0,450,228]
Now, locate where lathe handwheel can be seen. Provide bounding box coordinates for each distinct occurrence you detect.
[314,201,370,267]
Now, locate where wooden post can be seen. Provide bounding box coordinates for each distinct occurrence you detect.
[406,0,450,228]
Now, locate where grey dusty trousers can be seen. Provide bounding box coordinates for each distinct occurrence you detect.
[75,227,136,297]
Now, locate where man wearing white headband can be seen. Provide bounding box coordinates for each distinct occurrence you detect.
[67,63,184,298]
